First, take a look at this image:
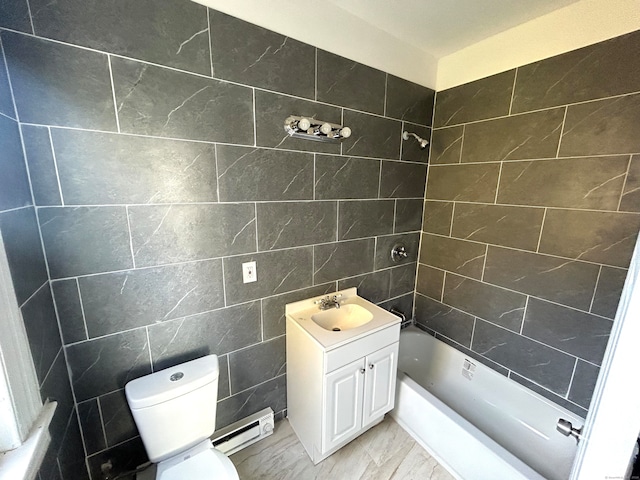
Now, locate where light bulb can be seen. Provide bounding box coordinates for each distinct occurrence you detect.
[298,117,311,131]
[340,127,352,138]
[320,123,332,135]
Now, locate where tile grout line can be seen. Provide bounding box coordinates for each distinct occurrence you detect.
[588,265,603,313]
[145,326,154,372]
[448,202,455,237]
[565,358,580,400]
[508,68,518,116]
[254,202,259,252]
[617,154,633,212]
[392,199,397,234]
[125,206,136,269]
[383,73,388,117]
[520,296,530,335]
[17,279,47,310]
[96,397,109,448]
[75,278,90,340]
[107,55,121,133]
[47,127,65,205]
[555,106,568,158]
[458,124,465,163]
[24,0,35,34]
[0,110,16,121]
[314,48,318,102]
[493,162,503,204]
[252,87,257,147]
[221,256,228,307]
[207,9,214,78]
[535,207,547,253]
[480,244,489,281]
[214,143,220,202]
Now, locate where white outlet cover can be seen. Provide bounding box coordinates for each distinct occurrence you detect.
[242,261,257,283]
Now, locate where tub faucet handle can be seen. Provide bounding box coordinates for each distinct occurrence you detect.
[556,418,582,443]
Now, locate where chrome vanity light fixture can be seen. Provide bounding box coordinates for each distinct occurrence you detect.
[284,116,352,143]
[402,131,429,149]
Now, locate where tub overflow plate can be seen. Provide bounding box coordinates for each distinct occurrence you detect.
[170,372,184,382]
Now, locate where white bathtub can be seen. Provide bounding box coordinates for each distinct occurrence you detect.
[391,326,584,480]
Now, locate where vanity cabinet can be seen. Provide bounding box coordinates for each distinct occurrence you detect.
[286,313,399,465]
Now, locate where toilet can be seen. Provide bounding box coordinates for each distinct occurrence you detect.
[125,355,239,480]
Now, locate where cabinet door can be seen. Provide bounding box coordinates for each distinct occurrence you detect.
[322,359,364,452]
[362,342,398,429]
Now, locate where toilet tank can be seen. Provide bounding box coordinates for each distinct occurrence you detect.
[125,355,220,463]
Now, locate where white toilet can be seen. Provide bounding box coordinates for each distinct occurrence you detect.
[125,355,240,480]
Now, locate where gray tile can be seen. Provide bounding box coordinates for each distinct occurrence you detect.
[400,124,430,164]
[313,239,374,284]
[39,206,133,278]
[112,57,253,144]
[0,0,32,32]
[66,329,151,401]
[217,145,313,202]
[0,115,31,210]
[484,246,600,311]
[39,351,74,441]
[77,399,106,455]
[451,203,545,251]
[224,247,313,305]
[217,354,230,400]
[592,267,627,319]
[1,31,116,130]
[389,263,417,298]
[394,199,423,233]
[314,155,380,200]
[512,30,640,113]
[377,293,414,323]
[523,298,611,365]
[0,45,15,118]
[338,270,391,304]
[497,156,629,210]
[21,285,61,385]
[229,337,286,393]
[509,373,587,418]
[422,201,453,235]
[51,279,87,344]
[444,274,526,332]
[538,209,640,268]
[100,390,137,447]
[128,204,256,267]
[31,0,210,74]
[216,375,286,430]
[0,207,48,304]
[461,108,564,163]
[342,110,401,160]
[79,260,224,338]
[375,233,420,270]
[316,49,385,114]
[257,201,336,250]
[419,234,486,280]
[211,10,314,99]
[472,319,575,395]
[559,94,640,156]
[339,200,394,240]
[21,125,62,206]
[416,264,444,301]
[568,361,600,410]
[380,161,427,198]
[484,247,599,310]
[385,75,435,126]
[620,155,640,212]
[255,90,341,154]
[52,129,218,205]
[57,414,90,480]
[262,283,335,340]
[148,302,261,371]
[426,163,500,202]
[86,437,147,480]
[434,70,515,127]
[414,294,474,347]
[429,332,509,377]
[430,126,463,165]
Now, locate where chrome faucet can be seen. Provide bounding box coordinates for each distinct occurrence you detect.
[314,294,342,310]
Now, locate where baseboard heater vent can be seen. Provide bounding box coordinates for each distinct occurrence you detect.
[211,407,274,456]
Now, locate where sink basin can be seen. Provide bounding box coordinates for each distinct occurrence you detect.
[311,304,374,331]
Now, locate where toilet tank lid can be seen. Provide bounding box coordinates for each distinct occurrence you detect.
[125,354,219,409]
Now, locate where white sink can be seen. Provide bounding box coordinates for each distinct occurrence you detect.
[311,304,374,331]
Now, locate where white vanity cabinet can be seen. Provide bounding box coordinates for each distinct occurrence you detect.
[286,305,400,465]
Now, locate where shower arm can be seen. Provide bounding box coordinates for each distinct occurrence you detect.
[402,131,429,149]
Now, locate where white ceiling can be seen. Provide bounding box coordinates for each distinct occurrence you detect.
[325,0,579,58]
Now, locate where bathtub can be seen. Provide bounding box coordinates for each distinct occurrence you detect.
[391,326,584,480]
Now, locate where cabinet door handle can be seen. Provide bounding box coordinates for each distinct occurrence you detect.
[369,363,374,369]
[360,368,366,374]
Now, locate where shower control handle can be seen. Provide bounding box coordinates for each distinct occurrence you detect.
[556,418,582,443]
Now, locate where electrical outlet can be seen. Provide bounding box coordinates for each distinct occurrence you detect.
[242,261,257,283]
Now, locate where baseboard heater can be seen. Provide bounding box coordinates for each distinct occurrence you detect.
[211,408,274,456]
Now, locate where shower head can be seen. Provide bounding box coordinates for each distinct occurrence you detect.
[402,131,429,149]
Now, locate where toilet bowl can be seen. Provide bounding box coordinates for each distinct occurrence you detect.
[125,355,239,480]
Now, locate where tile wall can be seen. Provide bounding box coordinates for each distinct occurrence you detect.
[0,0,434,478]
[416,30,640,417]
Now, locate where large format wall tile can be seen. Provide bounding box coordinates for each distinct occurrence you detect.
[395,199,424,233]
[30,0,210,75]
[52,129,218,205]
[429,126,463,165]
[497,156,629,210]
[316,50,385,114]
[620,155,640,213]
[591,267,627,319]
[339,269,392,304]
[569,361,600,410]
[2,32,117,130]
[461,108,564,163]
[0,49,15,118]
[385,75,435,126]
[538,209,640,268]
[338,200,394,240]
[434,70,515,127]
[314,155,380,200]
[416,264,444,301]
[0,0,32,32]
[390,263,418,298]
[422,201,453,235]
[426,163,500,202]
[414,294,474,347]
[0,116,31,210]
[217,145,313,202]
[380,161,427,198]
[51,279,87,344]
[420,234,486,279]
[399,123,431,164]
[374,232,420,270]
[78,260,224,337]
[21,125,62,206]
[313,239,375,283]
[559,94,640,156]
[342,110,401,159]
[228,336,286,393]
[210,11,314,99]
[257,202,336,250]
[484,246,600,310]
[128,204,256,266]
[512,30,640,113]
[112,57,253,144]
[77,399,105,455]
[100,390,137,447]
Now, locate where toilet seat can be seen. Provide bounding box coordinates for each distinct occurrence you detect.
[156,440,239,480]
